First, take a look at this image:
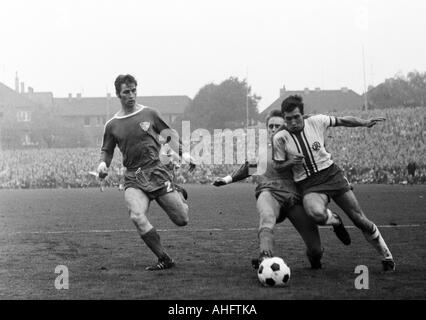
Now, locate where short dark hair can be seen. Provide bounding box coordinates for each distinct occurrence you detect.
[281,95,304,114]
[265,109,283,125]
[114,74,137,96]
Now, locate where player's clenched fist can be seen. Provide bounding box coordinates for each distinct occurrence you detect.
[97,161,108,179]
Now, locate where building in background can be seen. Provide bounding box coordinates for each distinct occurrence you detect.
[0,75,191,149]
[0,79,42,149]
[261,85,364,119]
[55,94,191,146]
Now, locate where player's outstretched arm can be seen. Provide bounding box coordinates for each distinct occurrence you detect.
[335,116,386,128]
[212,161,252,186]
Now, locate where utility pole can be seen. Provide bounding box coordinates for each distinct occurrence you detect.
[362,44,368,110]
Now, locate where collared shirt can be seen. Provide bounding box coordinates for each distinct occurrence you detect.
[272,114,337,182]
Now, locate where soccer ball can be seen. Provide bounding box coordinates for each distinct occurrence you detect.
[257,257,291,287]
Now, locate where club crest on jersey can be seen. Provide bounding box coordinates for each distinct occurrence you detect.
[312,141,321,151]
[140,122,151,131]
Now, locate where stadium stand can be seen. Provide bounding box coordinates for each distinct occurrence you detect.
[1,107,425,188]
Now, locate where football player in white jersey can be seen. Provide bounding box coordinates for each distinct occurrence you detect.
[214,110,323,269]
[272,95,395,271]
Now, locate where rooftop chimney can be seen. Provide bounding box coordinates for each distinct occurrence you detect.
[279,85,286,97]
[20,82,25,94]
[15,72,19,92]
[341,87,348,93]
[304,87,310,94]
[28,87,34,94]
[68,93,72,102]
[106,93,111,119]
[76,93,82,99]
[315,87,321,92]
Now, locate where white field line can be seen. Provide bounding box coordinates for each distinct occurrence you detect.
[8,224,422,236]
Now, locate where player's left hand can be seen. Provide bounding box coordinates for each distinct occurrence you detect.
[365,117,386,128]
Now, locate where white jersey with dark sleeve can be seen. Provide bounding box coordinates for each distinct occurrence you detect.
[101,104,178,172]
[272,114,337,182]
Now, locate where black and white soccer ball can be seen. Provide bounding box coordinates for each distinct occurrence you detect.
[257,257,291,287]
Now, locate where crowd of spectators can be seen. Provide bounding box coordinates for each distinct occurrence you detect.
[0,107,425,189]
[325,107,425,184]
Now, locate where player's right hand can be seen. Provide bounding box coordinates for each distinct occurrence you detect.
[97,162,108,179]
[212,178,227,187]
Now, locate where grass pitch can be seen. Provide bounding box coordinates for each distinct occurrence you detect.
[0,184,425,299]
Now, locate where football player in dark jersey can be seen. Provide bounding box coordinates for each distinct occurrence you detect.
[97,74,194,271]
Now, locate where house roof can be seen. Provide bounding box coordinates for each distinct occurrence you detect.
[23,92,55,108]
[0,82,39,108]
[56,95,191,117]
[261,89,364,118]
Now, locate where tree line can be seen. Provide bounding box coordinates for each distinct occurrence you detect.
[2,71,425,149]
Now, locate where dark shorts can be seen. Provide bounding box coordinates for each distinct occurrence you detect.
[255,178,302,223]
[124,164,175,200]
[296,163,352,200]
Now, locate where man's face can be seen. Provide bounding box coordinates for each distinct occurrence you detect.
[267,116,284,137]
[284,107,304,132]
[118,82,137,108]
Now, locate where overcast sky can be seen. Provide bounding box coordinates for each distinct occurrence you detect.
[0,0,425,111]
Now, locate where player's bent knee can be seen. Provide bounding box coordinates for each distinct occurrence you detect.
[172,209,189,227]
[129,210,149,226]
[175,215,189,227]
[305,207,327,224]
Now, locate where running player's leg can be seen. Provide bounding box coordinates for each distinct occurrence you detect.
[124,187,174,270]
[256,191,281,260]
[286,205,323,269]
[303,192,351,245]
[333,190,395,270]
[156,190,189,227]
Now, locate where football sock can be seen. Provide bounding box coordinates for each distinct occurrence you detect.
[363,223,393,260]
[141,227,169,260]
[307,247,324,261]
[324,209,341,226]
[231,161,250,182]
[258,227,274,257]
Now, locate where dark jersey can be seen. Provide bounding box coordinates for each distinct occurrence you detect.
[101,105,177,171]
